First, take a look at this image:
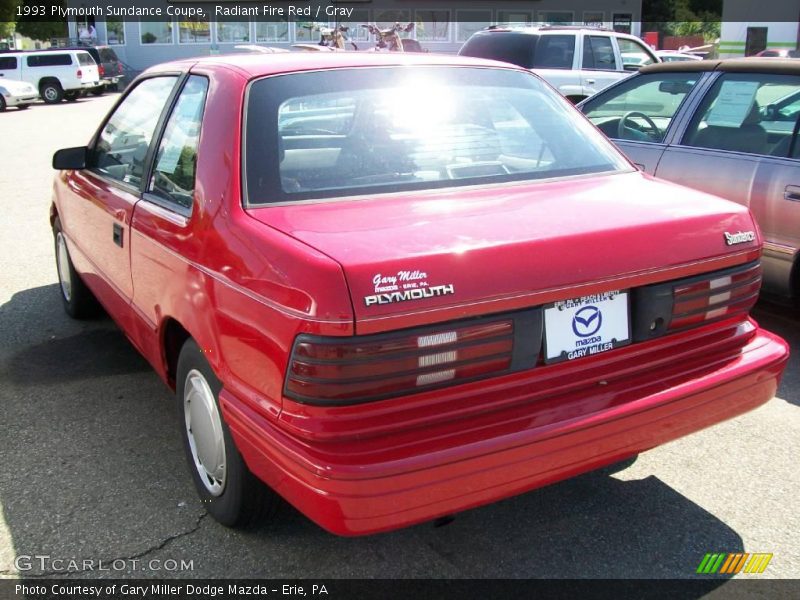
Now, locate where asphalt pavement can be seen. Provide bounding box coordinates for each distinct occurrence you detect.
[0,94,798,580]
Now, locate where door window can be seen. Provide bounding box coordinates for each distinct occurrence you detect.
[149,76,209,210]
[582,36,616,70]
[617,38,657,71]
[93,76,178,187]
[0,56,17,70]
[682,73,800,158]
[582,72,700,142]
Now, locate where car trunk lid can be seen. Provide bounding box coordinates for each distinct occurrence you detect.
[246,171,760,334]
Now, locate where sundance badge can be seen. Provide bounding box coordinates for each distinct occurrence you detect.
[724,231,756,246]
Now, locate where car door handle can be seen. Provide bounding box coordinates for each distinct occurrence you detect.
[784,185,800,202]
[586,78,596,85]
[112,223,124,248]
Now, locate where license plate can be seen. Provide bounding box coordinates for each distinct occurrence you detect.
[543,291,630,364]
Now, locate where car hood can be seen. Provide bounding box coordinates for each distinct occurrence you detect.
[246,171,760,333]
[0,78,36,94]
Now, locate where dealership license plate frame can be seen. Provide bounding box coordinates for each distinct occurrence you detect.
[543,290,632,364]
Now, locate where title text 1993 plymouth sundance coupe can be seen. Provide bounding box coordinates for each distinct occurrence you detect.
[50,53,788,535]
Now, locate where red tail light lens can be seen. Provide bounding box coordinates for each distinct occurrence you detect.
[76,69,82,78]
[286,319,514,404]
[98,64,105,76]
[670,262,761,331]
[118,63,123,74]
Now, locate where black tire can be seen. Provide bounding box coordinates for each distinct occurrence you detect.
[0,96,6,111]
[64,91,79,102]
[40,80,64,104]
[17,104,30,110]
[90,87,105,96]
[177,339,277,527]
[53,216,100,319]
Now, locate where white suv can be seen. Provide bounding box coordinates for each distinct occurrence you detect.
[0,49,100,104]
[459,26,660,102]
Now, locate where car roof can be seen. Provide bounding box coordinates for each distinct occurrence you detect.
[147,52,519,79]
[640,57,800,75]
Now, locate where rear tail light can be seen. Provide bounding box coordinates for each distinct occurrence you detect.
[76,69,82,78]
[98,64,105,76]
[633,260,761,340]
[285,319,515,404]
[669,262,761,330]
[118,63,123,74]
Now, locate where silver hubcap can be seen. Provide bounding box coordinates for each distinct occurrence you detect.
[56,232,72,302]
[184,369,226,496]
[44,87,57,101]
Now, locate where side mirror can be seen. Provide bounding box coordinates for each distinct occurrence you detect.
[52,146,89,170]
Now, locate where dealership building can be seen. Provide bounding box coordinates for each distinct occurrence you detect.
[64,0,644,70]
[719,1,800,56]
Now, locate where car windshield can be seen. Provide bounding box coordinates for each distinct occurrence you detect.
[244,66,630,204]
[77,52,94,66]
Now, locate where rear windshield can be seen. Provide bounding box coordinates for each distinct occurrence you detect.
[99,48,118,62]
[459,32,576,70]
[244,67,629,204]
[77,52,95,66]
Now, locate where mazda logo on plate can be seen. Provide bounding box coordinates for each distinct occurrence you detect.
[572,306,602,337]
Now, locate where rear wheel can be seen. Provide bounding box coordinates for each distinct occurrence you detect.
[53,216,99,319]
[0,96,6,111]
[17,104,30,110]
[40,81,64,104]
[90,87,104,97]
[177,339,277,527]
[64,91,79,102]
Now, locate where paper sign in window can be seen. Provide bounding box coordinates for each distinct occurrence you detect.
[707,80,760,127]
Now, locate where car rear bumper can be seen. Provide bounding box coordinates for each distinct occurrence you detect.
[221,325,788,536]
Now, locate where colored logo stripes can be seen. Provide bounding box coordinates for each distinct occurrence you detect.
[696,553,773,575]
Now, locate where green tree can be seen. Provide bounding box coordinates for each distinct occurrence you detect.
[14,0,67,42]
[0,0,17,38]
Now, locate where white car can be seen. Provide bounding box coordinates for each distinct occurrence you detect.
[0,50,99,104]
[459,26,661,103]
[655,50,703,62]
[0,77,38,111]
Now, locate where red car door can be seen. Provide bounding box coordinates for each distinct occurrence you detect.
[59,76,179,325]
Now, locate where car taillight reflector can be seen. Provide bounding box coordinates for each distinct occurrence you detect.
[98,65,105,76]
[669,262,761,331]
[76,69,82,78]
[285,319,514,404]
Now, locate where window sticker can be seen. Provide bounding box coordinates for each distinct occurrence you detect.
[707,80,760,127]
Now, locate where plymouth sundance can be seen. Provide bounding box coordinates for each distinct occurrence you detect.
[50,53,789,535]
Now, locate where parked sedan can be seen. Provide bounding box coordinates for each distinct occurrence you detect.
[579,58,800,302]
[0,77,38,111]
[50,53,787,535]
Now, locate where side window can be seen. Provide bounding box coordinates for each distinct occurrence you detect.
[617,38,656,71]
[0,56,17,70]
[582,73,700,142]
[683,73,800,158]
[149,76,209,210]
[77,53,95,66]
[532,35,576,70]
[93,76,178,187]
[27,54,73,67]
[582,36,616,70]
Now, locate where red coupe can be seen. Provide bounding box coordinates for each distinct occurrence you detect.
[50,52,788,535]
